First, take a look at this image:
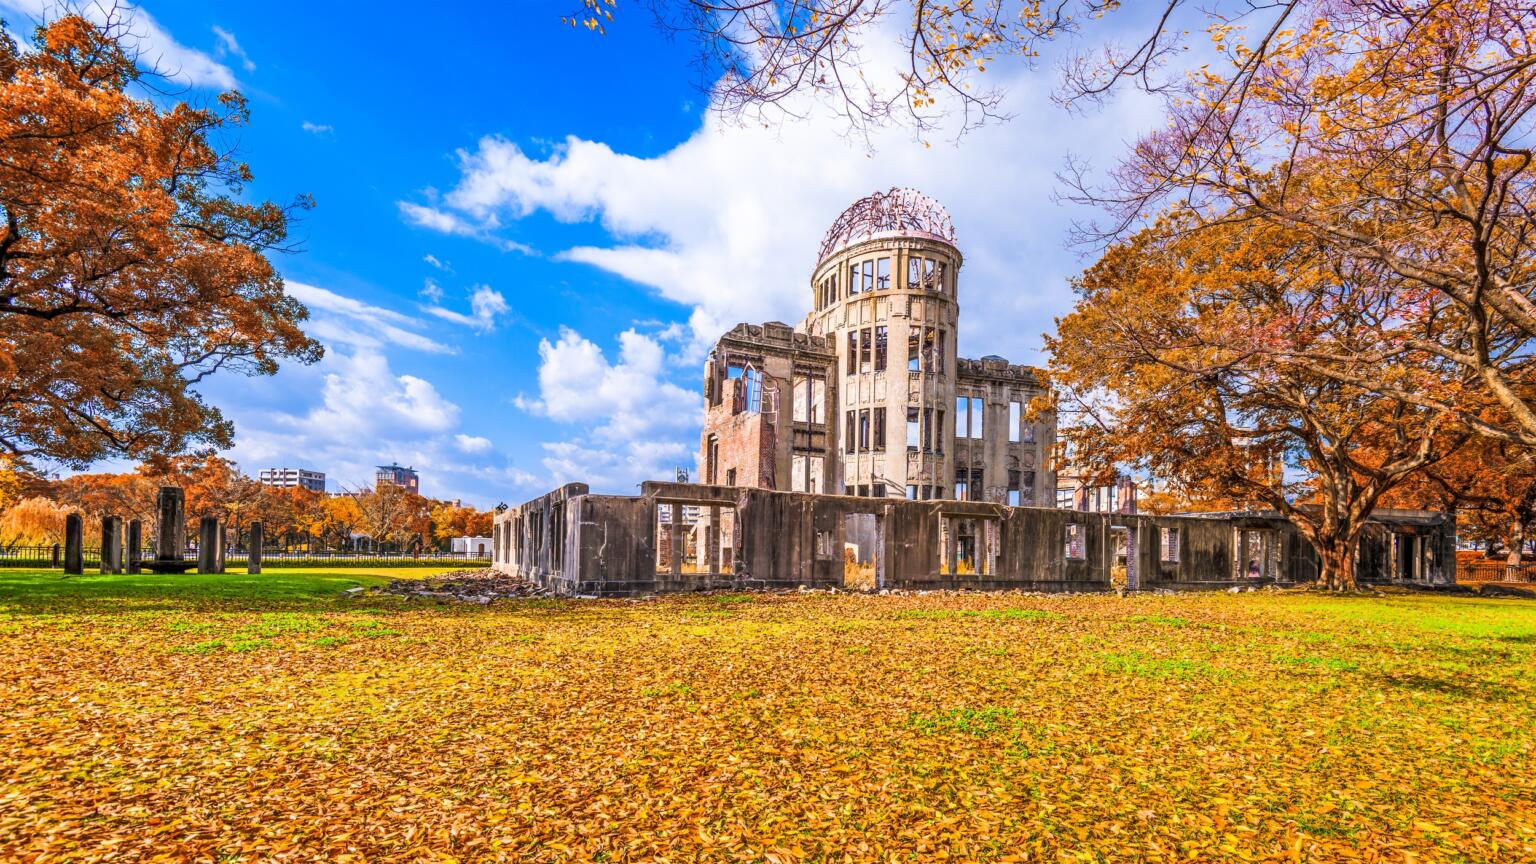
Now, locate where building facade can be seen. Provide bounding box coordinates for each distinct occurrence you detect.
[700,189,1056,505]
[375,464,420,494]
[257,467,326,493]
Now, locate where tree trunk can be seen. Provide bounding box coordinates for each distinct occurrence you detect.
[1506,521,1526,577]
[1314,539,1358,591]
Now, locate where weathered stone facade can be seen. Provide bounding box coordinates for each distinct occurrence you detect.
[491,482,1456,597]
[701,189,1055,506]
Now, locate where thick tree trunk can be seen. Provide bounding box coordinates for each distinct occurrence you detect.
[1314,538,1358,591]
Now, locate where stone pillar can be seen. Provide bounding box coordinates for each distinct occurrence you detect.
[197,517,221,574]
[100,516,123,574]
[64,513,83,574]
[126,520,143,573]
[156,487,186,564]
[248,522,263,575]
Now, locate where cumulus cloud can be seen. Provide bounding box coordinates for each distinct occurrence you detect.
[516,327,698,442]
[0,1,238,88]
[211,25,254,72]
[419,277,444,303]
[301,121,334,135]
[455,434,493,454]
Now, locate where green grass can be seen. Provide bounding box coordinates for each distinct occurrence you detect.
[0,566,462,614]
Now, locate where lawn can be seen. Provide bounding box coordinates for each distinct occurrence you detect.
[1,572,1533,862]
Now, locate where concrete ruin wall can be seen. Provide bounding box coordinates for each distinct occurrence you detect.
[493,482,1456,597]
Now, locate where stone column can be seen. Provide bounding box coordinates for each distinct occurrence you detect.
[156,487,186,564]
[64,513,83,574]
[248,522,263,575]
[197,517,221,574]
[100,516,122,574]
[126,520,142,573]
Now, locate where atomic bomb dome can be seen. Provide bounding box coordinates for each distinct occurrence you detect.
[697,187,1055,511]
[816,187,957,264]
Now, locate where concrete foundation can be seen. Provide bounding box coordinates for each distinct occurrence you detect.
[494,483,1455,597]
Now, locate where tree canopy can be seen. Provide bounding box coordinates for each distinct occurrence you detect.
[0,16,321,474]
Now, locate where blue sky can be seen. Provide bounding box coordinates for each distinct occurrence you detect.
[5,1,1164,507]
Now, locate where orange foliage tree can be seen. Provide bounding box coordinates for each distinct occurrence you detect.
[1048,218,1462,589]
[0,16,321,472]
[1067,1,1536,450]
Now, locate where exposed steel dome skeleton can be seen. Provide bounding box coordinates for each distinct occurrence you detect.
[816,187,956,264]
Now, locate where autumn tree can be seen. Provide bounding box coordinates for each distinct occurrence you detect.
[353,484,430,551]
[1048,217,1461,590]
[0,15,321,472]
[1380,435,1536,569]
[0,495,69,546]
[1064,2,1536,451]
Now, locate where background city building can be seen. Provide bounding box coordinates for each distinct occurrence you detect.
[375,464,421,494]
[257,467,327,493]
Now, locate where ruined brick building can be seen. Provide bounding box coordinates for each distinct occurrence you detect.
[700,189,1054,506]
[491,190,1457,596]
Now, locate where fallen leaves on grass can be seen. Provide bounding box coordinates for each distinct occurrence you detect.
[0,587,1533,862]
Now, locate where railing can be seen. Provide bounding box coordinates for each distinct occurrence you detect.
[1458,558,1536,583]
[0,545,489,570]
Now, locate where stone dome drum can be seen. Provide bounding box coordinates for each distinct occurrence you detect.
[816,187,956,264]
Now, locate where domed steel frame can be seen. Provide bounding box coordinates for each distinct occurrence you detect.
[816,187,956,264]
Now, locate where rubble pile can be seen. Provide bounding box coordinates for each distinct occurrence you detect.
[377,569,547,604]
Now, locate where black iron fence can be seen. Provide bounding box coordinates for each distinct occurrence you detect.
[1459,558,1536,583]
[0,544,489,570]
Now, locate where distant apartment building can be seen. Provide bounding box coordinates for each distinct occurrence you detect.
[376,463,420,494]
[258,467,326,493]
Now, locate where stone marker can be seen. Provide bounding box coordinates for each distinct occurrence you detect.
[126,520,142,573]
[197,516,221,574]
[148,486,194,574]
[100,516,123,574]
[248,522,263,575]
[64,513,83,574]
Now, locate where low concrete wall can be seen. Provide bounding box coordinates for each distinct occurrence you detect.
[493,482,1455,597]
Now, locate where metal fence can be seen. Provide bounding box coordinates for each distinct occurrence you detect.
[0,544,489,570]
[1458,558,1536,583]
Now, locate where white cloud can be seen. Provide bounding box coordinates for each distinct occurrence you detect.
[421,284,510,333]
[397,202,536,254]
[211,25,254,72]
[419,277,444,303]
[286,280,455,354]
[455,434,493,454]
[423,254,450,271]
[308,349,459,437]
[516,327,698,442]
[0,1,238,88]
[301,121,334,135]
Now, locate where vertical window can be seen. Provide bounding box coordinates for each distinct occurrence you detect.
[862,259,875,292]
[1065,523,1085,559]
[1008,489,1021,507]
[922,407,933,453]
[846,411,856,454]
[726,468,736,487]
[907,407,920,451]
[908,256,922,289]
[956,396,969,437]
[849,263,860,294]
[873,407,886,450]
[858,409,870,450]
[810,378,826,423]
[874,325,888,371]
[922,327,936,371]
[706,436,719,484]
[876,257,891,290]
[791,454,806,492]
[936,410,945,454]
[808,456,824,494]
[1009,400,1021,443]
[971,397,984,439]
[937,330,946,373]
[906,484,918,500]
[908,327,921,372]
[744,367,763,413]
[847,331,858,374]
[860,326,872,371]
[934,260,947,293]
[954,469,969,501]
[872,482,886,498]
[1162,527,1180,563]
[793,377,809,423]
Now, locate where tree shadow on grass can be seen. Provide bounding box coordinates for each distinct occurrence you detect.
[1363,671,1517,703]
